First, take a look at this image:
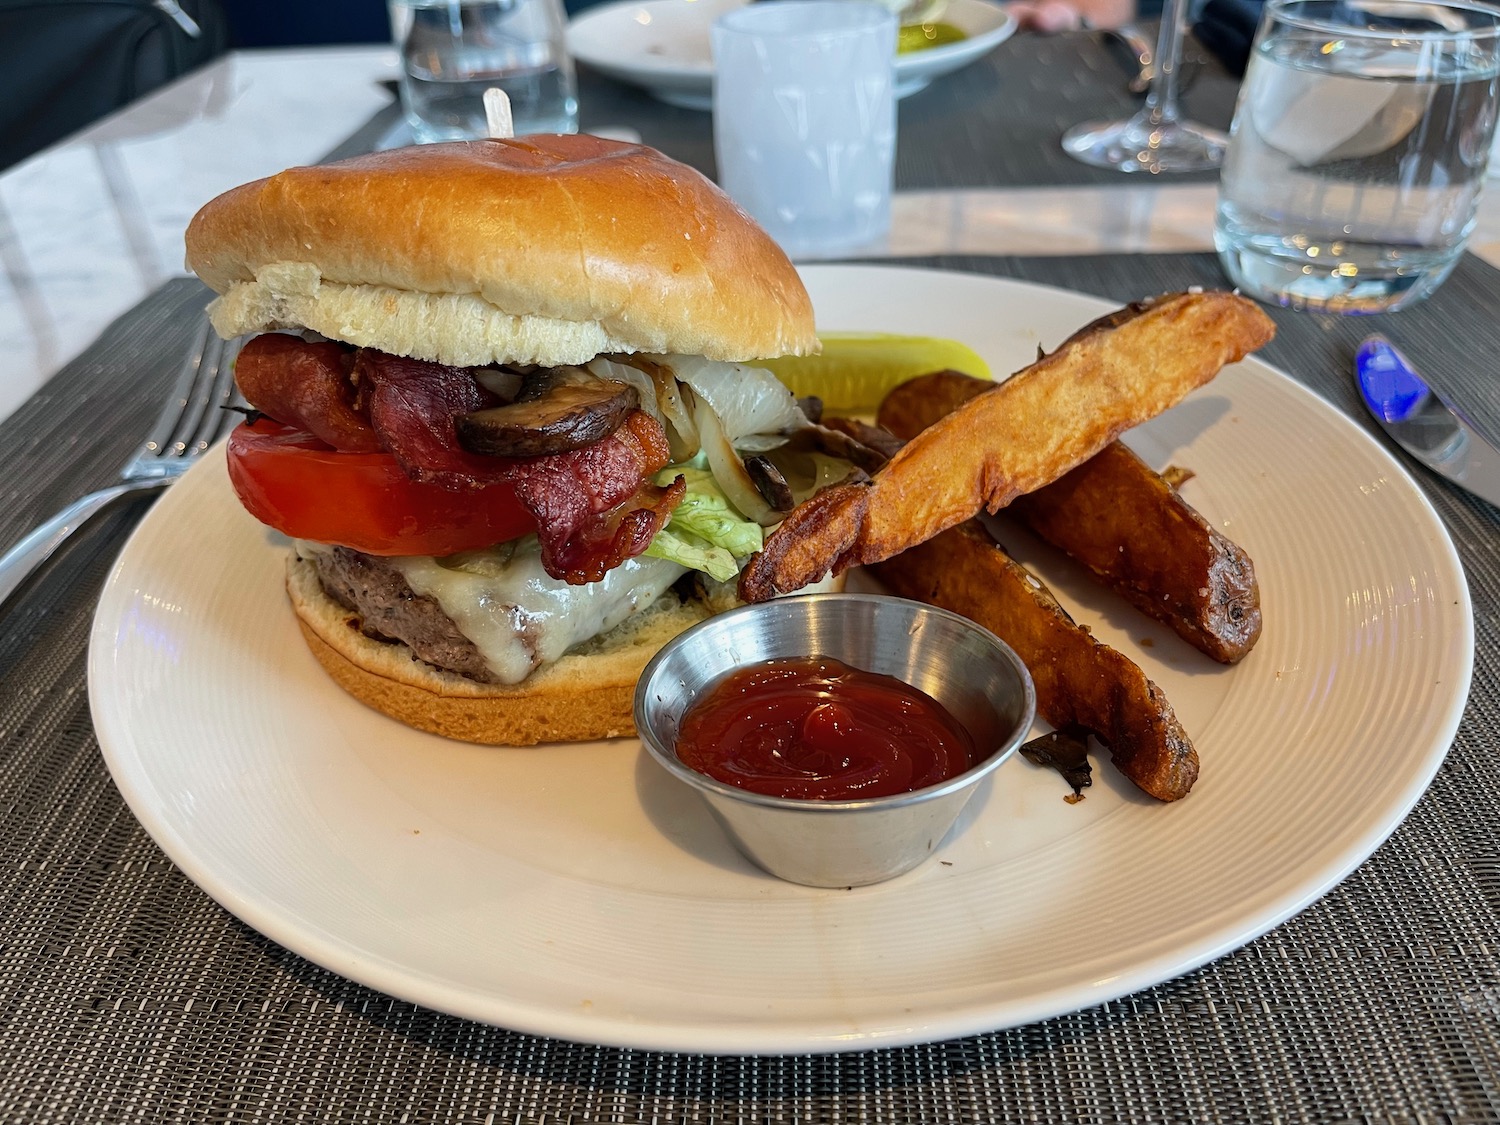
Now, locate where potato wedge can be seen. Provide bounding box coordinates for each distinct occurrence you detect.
[879,371,1262,663]
[871,522,1198,801]
[739,291,1275,602]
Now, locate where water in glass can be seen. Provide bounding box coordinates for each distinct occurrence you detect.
[1216,0,1499,313]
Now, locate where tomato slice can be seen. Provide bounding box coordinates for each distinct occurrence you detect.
[226,419,535,556]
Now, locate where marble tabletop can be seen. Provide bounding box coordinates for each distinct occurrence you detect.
[3,42,1498,428]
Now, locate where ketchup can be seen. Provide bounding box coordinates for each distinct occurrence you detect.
[674,656,979,800]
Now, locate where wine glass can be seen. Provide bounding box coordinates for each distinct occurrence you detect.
[1061,0,1226,173]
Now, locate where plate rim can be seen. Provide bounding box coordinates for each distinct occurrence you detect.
[87,263,1474,1054]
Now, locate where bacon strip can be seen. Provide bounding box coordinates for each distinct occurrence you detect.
[235,334,381,452]
[309,345,680,584]
[356,350,502,487]
[511,412,685,583]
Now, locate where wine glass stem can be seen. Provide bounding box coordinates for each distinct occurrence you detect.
[1144,0,1190,126]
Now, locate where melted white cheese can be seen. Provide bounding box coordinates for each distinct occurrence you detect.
[387,543,684,684]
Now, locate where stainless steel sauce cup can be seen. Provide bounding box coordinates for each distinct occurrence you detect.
[634,593,1036,887]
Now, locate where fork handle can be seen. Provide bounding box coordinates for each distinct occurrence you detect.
[0,479,170,609]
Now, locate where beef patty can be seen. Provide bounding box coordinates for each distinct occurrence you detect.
[311,547,497,683]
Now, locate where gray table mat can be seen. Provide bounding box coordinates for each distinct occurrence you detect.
[576,26,1242,188]
[1,251,1497,1122]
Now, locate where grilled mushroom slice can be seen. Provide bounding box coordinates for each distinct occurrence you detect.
[457,373,639,457]
[745,455,796,512]
[784,421,892,474]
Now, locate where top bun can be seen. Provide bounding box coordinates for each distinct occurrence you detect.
[184,135,817,368]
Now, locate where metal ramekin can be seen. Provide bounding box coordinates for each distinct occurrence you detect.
[634,593,1036,887]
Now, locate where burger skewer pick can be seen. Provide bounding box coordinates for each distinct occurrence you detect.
[483,88,513,140]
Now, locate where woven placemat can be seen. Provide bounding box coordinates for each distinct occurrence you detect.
[575,27,1242,189]
[0,254,1496,1123]
[894,29,1239,190]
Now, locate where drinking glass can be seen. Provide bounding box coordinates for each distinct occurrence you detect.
[712,1,898,258]
[1215,0,1500,313]
[1061,0,1227,173]
[390,0,579,142]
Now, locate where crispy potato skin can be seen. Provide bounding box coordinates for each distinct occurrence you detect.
[739,290,1275,602]
[879,372,1262,663]
[871,523,1198,801]
[1012,445,1260,662]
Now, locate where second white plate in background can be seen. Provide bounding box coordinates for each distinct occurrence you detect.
[567,0,1020,109]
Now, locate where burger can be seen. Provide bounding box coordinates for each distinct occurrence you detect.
[184,135,870,745]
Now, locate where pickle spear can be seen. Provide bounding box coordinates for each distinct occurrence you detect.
[759,331,991,414]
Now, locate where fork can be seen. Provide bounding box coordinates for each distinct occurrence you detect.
[0,322,244,609]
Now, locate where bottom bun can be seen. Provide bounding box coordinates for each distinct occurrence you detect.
[286,554,712,745]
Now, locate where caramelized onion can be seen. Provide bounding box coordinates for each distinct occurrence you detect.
[692,393,779,527]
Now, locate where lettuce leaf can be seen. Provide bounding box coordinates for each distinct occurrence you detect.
[645,526,739,582]
[645,465,764,580]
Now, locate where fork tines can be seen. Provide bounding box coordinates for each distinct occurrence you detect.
[144,322,246,462]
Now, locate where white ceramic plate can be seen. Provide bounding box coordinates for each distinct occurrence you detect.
[89,266,1471,1055]
[566,0,1019,109]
